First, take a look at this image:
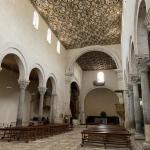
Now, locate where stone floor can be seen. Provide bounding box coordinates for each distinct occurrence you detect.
[0,127,131,150]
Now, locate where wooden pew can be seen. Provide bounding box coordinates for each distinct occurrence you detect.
[0,123,72,142]
[81,125,132,149]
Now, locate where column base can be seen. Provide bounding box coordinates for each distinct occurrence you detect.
[135,132,145,140]
[143,141,150,150]
[130,128,135,134]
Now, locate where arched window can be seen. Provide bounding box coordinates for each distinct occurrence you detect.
[33,11,39,30]
[47,28,51,44]
[57,41,61,54]
[97,72,104,83]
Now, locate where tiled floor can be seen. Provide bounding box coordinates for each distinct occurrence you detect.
[0,127,131,150]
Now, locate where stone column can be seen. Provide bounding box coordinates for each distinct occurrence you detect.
[137,56,150,149]
[38,87,47,120]
[50,92,57,123]
[131,75,144,139]
[16,80,29,126]
[123,89,130,129]
[128,84,135,131]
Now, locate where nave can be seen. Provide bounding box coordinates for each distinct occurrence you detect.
[0,0,150,149]
[0,126,130,150]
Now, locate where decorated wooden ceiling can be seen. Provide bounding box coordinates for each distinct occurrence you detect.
[30,0,122,49]
[76,51,117,71]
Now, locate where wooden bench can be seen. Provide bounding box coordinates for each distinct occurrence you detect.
[81,125,132,149]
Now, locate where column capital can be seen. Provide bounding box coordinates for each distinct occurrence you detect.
[136,55,149,73]
[130,74,140,85]
[65,72,73,83]
[128,84,133,91]
[18,80,29,89]
[38,87,47,95]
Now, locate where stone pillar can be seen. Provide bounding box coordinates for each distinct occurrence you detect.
[65,72,73,124]
[128,84,135,131]
[123,90,130,129]
[50,92,57,123]
[16,80,29,126]
[38,87,47,120]
[131,75,144,139]
[137,56,150,149]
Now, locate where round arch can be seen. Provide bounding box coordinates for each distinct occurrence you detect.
[66,46,122,73]
[81,86,118,120]
[0,47,28,81]
[28,63,45,87]
[84,87,119,123]
[46,73,57,94]
[70,81,80,93]
[83,86,117,103]
[134,0,149,55]
[70,81,80,120]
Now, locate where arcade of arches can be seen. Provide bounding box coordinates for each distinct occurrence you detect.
[0,0,150,149]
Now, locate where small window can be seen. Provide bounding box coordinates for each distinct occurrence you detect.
[57,41,61,54]
[33,11,39,30]
[97,72,104,83]
[47,28,51,44]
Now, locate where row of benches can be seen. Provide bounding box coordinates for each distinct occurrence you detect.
[81,125,132,149]
[0,123,72,142]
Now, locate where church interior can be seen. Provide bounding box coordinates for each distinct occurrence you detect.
[0,0,150,149]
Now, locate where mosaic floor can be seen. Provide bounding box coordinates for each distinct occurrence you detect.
[0,127,131,150]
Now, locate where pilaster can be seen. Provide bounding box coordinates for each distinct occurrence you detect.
[127,83,135,130]
[130,74,144,139]
[136,55,150,149]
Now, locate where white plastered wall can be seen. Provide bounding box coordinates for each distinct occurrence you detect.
[0,0,81,123]
[85,88,119,117]
[80,70,120,123]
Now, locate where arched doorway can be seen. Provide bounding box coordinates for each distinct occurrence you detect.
[0,54,21,125]
[85,88,119,125]
[137,0,149,55]
[70,82,80,121]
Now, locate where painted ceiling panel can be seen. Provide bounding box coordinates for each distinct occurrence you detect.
[76,51,117,71]
[30,0,122,49]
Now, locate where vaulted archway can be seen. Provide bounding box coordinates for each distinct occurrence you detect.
[0,54,22,125]
[136,0,149,55]
[70,82,80,122]
[85,88,119,125]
